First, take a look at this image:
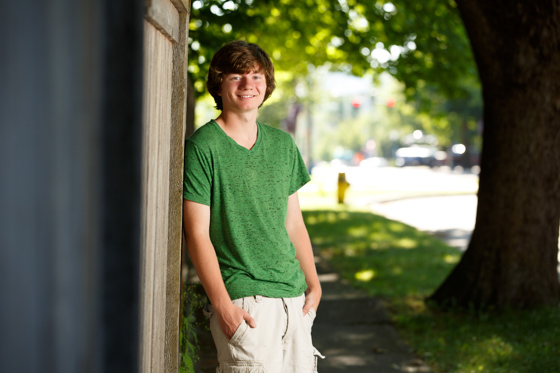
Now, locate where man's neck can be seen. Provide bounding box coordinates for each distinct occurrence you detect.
[215,110,258,131]
[215,110,259,150]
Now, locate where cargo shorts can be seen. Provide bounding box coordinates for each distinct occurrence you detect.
[203,294,324,372]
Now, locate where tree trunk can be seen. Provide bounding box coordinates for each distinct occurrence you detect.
[429,0,560,308]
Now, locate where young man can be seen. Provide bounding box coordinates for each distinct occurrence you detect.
[182,41,323,372]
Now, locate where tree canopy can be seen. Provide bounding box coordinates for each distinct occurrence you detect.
[188,0,478,105]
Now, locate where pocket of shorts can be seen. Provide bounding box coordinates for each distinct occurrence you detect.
[228,318,249,345]
[305,308,317,323]
[217,361,265,373]
[202,304,214,319]
[206,303,248,345]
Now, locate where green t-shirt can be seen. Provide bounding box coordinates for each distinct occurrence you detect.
[183,120,311,300]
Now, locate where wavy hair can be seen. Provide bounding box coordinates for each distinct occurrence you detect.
[206,40,276,111]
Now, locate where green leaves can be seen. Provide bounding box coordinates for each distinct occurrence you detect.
[188,0,477,104]
[189,0,481,149]
[179,284,206,373]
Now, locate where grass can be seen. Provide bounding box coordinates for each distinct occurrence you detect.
[302,205,560,373]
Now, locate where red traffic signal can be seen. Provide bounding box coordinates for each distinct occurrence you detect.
[352,98,361,108]
[386,97,395,108]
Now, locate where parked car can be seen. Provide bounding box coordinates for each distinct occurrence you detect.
[450,143,480,169]
[360,157,389,168]
[395,145,446,167]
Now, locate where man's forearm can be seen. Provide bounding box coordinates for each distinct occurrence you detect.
[286,193,322,310]
[184,233,257,338]
[183,199,232,309]
[185,235,232,309]
[292,227,321,293]
[292,227,322,315]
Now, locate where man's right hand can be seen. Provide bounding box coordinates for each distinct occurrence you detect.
[216,302,257,340]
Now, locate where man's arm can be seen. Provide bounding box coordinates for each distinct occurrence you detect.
[285,192,322,315]
[183,199,256,338]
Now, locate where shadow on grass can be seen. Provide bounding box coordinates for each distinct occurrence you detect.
[402,303,560,373]
[302,208,460,298]
[303,207,560,372]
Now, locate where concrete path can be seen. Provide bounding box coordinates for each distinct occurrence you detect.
[313,254,431,373]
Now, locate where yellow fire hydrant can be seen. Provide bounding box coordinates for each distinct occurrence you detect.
[337,172,350,204]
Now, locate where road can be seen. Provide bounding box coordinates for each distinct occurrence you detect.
[307,164,479,202]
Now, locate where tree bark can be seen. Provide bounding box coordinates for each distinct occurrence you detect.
[429,0,560,308]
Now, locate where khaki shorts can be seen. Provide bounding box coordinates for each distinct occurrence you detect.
[204,294,324,372]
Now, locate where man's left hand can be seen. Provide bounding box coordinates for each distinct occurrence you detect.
[302,288,321,316]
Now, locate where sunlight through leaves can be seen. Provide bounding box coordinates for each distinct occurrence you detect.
[355,269,376,282]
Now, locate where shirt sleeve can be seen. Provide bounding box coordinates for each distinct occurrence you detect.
[183,140,212,206]
[288,139,311,195]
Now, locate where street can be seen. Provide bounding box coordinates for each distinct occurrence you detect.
[306,164,479,202]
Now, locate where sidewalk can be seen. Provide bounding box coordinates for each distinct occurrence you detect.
[312,252,431,373]
[192,250,432,372]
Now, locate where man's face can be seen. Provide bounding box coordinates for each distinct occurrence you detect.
[219,69,267,114]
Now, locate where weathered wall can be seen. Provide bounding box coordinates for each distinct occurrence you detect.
[140,0,191,372]
[166,2,191,370]
[141,20,174,372]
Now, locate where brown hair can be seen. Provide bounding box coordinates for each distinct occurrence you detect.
[207,40,276,111]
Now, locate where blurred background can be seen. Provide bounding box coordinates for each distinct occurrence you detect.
[188,0,483,177]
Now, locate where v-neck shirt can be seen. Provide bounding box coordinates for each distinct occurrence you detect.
[183,120,311,300]
[213,119,260,151]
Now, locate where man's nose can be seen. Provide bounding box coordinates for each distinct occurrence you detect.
[239,76,253,89]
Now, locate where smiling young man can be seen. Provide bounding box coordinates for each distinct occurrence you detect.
[182,41,323,372]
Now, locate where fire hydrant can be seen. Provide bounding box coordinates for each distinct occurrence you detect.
[337,172,350,204]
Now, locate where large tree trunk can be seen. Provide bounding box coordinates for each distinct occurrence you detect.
[429,0,560,308]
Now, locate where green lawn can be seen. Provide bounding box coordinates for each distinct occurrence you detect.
[302,206,560,373]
